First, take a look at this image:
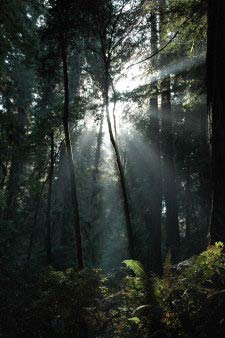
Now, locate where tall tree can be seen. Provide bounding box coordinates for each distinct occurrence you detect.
[160,0,180,260]
[147,6,162,274]
[43,0,84,269]
[45,130,54,264]
[207,0,225,244]
[3,63,33,220]
[60,30,84,270]
[87,0,144,259]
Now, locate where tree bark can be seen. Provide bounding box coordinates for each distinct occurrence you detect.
[104,78,134,259]
[207,0,225,244]
[159,0,180,260]
[147,9,162,275]
[89,115,104,265]
[5,153,21,220]
[161,77,180,261]
[92,116,104,188]
[45,130,54,264]
[185,162,191,240]
[27,182,45,261]
[5,107,27,220]
[61,38,84,269]
[198,105,210,227]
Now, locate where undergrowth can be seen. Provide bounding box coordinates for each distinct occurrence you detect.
[0,243,224,337]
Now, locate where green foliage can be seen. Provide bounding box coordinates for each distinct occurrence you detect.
[128,316,141,325]
[153,243,225,337]
[1,246,225,337]
[0,266,107,337]
[123,259,146,280]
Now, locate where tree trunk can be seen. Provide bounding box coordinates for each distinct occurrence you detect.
[27,148,58,261]
[45,131,54,264]
[5,153,21,220]
[61,38,84,269]
[89,115,104,264]
[161,77,180,261]
[27,184,44,261]
[92,115,104,188]
[159,0,180,260]
[199,105,210,227]
[147,9,162,275]
[147,92,163,274]
[207,0,225,244]
[104,80,134,259]
[185,162,191,240]
[58,142,72,247]
[112,101,118,140]
[5,107,26,220]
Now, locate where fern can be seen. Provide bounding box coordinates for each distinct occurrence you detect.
[123,260,146,280]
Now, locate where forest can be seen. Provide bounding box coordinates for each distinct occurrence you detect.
[0,0,225,337]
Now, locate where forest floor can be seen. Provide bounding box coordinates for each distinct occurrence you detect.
[0,243,225,337]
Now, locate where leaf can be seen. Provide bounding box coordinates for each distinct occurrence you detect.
[133,304,151,314]
[128,316,141,325]
[123,260,146,279]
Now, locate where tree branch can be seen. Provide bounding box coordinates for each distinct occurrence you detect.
[129,10,204,68]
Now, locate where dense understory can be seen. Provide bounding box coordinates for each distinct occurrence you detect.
[1,243,224,337]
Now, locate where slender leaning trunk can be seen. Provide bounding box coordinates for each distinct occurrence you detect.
[104,78,134,259]
[61,39,84,269]
[207,0,225,244]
